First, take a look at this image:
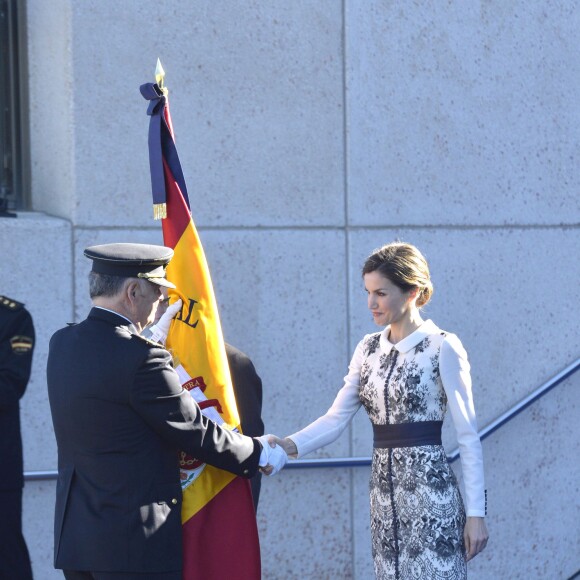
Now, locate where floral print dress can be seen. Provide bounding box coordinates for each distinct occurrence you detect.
[290,320,485,580]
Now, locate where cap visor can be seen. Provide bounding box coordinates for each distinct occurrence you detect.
[148,277,176,289]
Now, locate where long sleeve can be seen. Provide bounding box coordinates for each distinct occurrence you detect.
[129,344,261,478]
[289,339,364,458]
[0,307,35,409]
[440,334,486,517]
[226,344,264,438]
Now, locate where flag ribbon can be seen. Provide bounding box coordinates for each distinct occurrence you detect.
[140,82,190,218]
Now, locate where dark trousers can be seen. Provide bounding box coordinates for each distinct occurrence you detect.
[0,489,33,580]
[63,572,181,580]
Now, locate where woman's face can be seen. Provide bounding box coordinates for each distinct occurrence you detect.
[364,271,415,327]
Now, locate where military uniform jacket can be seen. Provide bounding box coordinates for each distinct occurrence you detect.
[0,296,34,491]
[226,343,264,509]
[47,308,261,573]
[226,344,264,441]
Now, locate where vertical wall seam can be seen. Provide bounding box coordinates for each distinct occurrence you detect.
[341,1,357,577]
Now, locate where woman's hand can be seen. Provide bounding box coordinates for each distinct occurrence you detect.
[268,435,298,458]
[464,516,488,561]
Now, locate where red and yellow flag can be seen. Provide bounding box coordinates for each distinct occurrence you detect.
[140,65,260,580]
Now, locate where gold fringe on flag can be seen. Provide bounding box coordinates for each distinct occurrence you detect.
[153,203,167,220]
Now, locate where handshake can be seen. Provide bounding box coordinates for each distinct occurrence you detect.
[256,435,299,476]
[152,299,297,478]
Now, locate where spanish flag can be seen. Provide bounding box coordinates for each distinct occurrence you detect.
[140,64,261,580]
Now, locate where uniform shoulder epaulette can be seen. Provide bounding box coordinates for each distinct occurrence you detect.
[0,295,24,311]
[132,333,163,348]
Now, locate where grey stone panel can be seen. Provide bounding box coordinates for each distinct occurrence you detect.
[27,0,75,218]
[454,372,579,579]
[258,468,353,579]
[348,227,578,455]
[346,1,580,226]
[200,229,348,450]
[0,214,72,471]
[69,1,345,227]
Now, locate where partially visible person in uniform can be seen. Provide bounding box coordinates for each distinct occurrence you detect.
[147,293,265,511]
[225,344,264,511]
[46,243,285,580]
[0,295,35,580]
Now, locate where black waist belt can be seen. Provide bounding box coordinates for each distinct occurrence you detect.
[373,421,443,448]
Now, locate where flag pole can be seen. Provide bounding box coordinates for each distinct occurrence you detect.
[140,65,261,578]
[155,58,167,96]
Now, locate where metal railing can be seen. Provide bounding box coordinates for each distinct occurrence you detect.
[286,357,580,468]
[24,358,580,481]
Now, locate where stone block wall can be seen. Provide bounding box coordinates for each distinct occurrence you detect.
[8,1,577,577]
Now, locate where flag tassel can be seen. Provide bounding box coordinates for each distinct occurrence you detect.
[153,203,167,220]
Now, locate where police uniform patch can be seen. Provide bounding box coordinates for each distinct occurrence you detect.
[10,335,34,354]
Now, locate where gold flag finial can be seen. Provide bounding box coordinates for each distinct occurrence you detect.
[155,58,168,95]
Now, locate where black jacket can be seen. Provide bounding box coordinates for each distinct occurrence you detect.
[0,296,34,491]
[47,308,261,573]
[226,343,264,509]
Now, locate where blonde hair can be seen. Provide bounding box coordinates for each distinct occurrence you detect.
[362,242,433,307]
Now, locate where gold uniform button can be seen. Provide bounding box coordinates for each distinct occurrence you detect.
[171,498,178,505]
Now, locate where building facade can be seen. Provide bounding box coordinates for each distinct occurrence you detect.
[2,1,578,578]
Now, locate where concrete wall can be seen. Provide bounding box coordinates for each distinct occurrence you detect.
[10,0,579,578]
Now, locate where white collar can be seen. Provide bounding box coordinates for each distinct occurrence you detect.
[379,319,440,354]
[93,306,138,334]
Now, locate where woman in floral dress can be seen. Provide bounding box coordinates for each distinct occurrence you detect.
[270,242,488,579]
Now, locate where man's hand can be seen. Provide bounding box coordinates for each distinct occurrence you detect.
[256,434,288,476]
[156,299,182,334]
[147,299,182,344]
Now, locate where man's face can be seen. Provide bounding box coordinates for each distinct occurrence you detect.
[153,288,170,324]
[133,280,164,328]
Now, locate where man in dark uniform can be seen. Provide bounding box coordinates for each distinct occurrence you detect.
[46,243,285,580]
[150,294,266,511]
[0,294,35,580]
